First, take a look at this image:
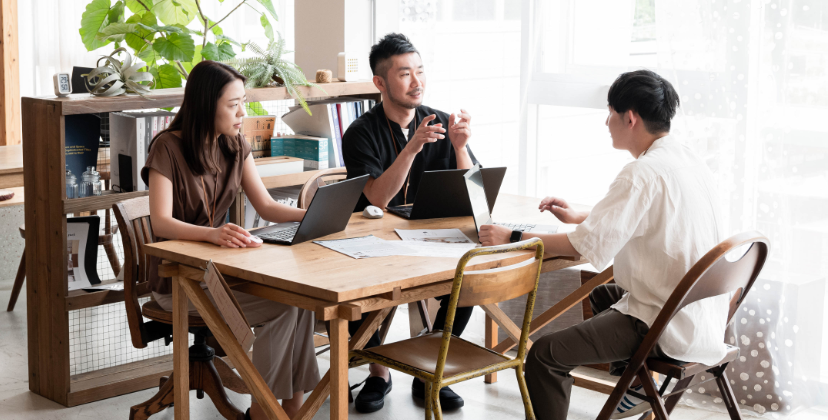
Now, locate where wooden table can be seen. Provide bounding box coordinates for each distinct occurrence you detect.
[144,194,606,420]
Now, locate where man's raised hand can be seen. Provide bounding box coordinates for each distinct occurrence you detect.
[449,109,472,150]
[405,114,445,155]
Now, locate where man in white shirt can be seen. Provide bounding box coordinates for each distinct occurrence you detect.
[479,70,728,419]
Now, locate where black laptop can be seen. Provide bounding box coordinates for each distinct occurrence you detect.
[386,167,507,220]
[464,165,558,235]
[253,175,369,245]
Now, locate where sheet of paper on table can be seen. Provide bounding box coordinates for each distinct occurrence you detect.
[314,235,416,259]
[394,228,475,244]
[315,235,477,259]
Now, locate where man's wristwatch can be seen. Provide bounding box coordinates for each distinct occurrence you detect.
[510,230,524,243]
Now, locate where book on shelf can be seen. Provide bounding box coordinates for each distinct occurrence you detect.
[242,116,276,158]
[65,114,101,188]
[67,216,102,291]
[272,135,328,171]
[281,97,376,169]
[110,111,175,192]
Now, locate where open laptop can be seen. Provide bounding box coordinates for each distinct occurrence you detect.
[253,175,369,245]
[463,165,558,235]
[387,167,507,220]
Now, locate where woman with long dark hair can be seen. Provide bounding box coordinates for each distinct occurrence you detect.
[143,60,319,419]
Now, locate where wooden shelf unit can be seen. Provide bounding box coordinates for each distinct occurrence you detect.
[21,81,381,407]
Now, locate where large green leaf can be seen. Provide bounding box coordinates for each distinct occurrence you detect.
[124,11,156,51]
[153,0,196,26]
[201,42,235,61]
[108,1,125,23]
[79,0,112,51]
[253,0,278,22]
[150,63,183,89]
[181,44,202,73]
[137,45,159,67]
[215,34,240,47]
[125,0,153,13]
[97,22,138,42]
[260,14,274,42]
[152,32,195,62]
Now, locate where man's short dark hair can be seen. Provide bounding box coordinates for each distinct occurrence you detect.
[369,33,420,78]
[607,70,680,134]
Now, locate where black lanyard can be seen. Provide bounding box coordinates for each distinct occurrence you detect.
[384,114,417,205]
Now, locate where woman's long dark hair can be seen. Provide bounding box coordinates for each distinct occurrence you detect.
[153,60,247,175]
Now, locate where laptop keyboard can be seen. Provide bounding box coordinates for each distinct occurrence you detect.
[390,206,413,217]
[496,222,536,231]
[258,225,299,242]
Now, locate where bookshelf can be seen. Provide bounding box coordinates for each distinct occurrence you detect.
[20,81,381,407]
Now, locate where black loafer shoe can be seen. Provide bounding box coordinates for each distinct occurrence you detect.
[355,375,393,413]
[244,408,251,420]
[411,378,465,410]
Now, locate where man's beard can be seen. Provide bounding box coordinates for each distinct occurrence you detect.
[387,87,423,110]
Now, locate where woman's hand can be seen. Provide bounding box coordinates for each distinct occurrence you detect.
[479,224,512,246]
[207,223,261,248]
[538,196,588,224]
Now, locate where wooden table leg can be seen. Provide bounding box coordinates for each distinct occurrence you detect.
[173,276,190,420]
[330,318,348,420]
[485,314,498,384]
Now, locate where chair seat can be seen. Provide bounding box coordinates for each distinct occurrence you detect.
[647,344,740,379]
[353,332,510,379]
[142,300,207,327]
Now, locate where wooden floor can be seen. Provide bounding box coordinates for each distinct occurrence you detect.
[2,288,823,420]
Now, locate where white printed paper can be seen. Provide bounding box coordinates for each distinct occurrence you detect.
[394,229,475,244]
[315,235,415,259]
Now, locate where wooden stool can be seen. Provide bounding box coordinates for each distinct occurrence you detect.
[7,216,122,312]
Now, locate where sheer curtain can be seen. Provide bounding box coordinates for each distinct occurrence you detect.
[18,0,295,98]
[521,0,828,417]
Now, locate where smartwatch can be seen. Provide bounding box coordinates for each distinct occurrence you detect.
[509,230,523,243]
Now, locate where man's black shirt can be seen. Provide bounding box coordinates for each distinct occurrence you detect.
[342,102,479,211]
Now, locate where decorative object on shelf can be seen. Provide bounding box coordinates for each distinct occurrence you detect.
[85,47,155,97]
[316,69,333,83]
[224,36,322,115]
[337,52,364,82]
[79,166,103,198]
[66,166,79,199]
[67,216,102,291]
[79,0,279,89]
[0,190,14,202]
[53,73,72,97]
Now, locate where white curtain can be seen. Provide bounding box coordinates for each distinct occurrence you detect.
[520,0,828,417]
[18,0,294,98]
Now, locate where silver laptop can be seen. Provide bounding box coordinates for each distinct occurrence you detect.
[463,164,558,235]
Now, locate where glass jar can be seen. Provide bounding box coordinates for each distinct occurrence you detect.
[65,166,78,199]
[79,166,102,197]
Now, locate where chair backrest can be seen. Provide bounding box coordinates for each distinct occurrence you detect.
[112,196,157,349]
[628,231,769,369]
[435,238,544,380]
[297,167,348,209]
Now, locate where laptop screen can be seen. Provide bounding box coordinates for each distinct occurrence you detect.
[463,165,493,231]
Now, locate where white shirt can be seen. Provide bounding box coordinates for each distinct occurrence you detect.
[401,127,410,142]
[567,135,729,365]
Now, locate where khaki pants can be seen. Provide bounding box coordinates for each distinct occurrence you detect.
[154,285,321,400]
[524,284,666,420]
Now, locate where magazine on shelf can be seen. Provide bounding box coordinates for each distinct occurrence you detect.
[67,216,102,291]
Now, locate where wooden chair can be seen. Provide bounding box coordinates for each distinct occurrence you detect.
[7,217,121,312]
[352,238,545,420]
[113,196,249,420]
[297,167,348,209]
[596,231,770,420]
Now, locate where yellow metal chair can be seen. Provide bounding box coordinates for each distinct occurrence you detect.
[351,238,544,420]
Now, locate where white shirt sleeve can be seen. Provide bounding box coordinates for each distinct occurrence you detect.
[567,176,653,271]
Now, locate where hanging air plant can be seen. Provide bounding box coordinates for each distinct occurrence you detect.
[85,47,154,98]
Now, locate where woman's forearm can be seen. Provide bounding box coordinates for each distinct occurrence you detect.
[150,214,214,242]
[258,201,306,224]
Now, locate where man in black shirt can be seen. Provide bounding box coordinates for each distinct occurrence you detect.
[342,33,478,413]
